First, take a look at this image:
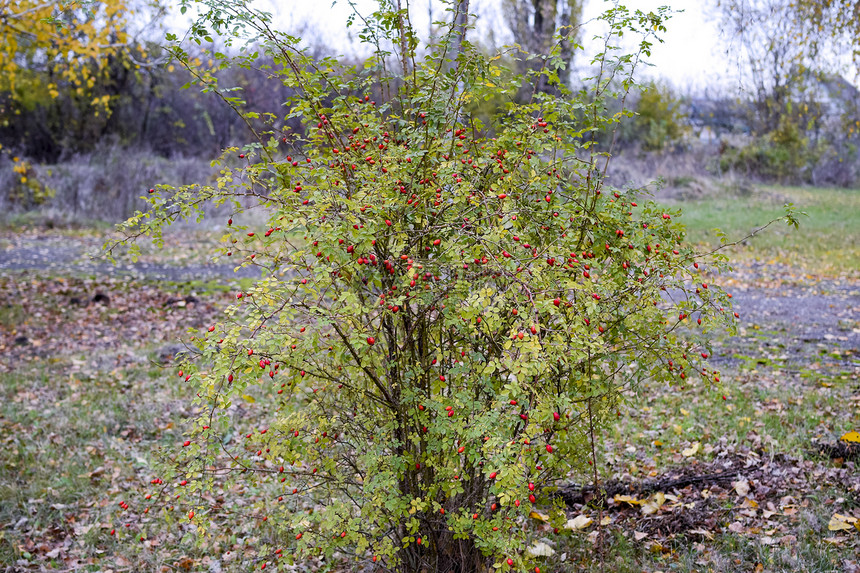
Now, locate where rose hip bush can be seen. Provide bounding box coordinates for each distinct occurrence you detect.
[114,2,743,571]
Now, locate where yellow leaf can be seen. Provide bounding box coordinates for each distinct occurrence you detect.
[682,442,700,457]
[641,492,666,515]
[614,495,642,505]
[528,511,549,522]
[242,394,256,403]
[828,513,858,532]
[840,431,860,443]
[565,514,593,530]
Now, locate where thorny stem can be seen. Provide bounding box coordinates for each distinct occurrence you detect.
[698,215,797,258]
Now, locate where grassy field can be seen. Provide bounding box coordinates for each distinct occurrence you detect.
[0,184,857,571]
[665,185,860,276]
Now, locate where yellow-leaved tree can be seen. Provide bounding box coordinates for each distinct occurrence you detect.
[0,0,167,155]
[1,1,131,115]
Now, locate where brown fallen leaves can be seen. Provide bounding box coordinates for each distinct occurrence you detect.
[0,274,225,370]
[562,451,860,551]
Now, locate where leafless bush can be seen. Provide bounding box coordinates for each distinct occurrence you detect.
[606,142,726,200]
[0,141,218,223]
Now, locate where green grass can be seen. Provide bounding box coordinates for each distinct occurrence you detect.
[664,185,860,274]
[0,211,116,233]
[163,275,258,296]
[606,364,855,474]
[0,355,224,570]
[0,273,235,570]
[0,303,28,329]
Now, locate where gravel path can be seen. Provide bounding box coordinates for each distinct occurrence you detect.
[0,233,260,282]
[1,234,857,369]
[717,280,859,370]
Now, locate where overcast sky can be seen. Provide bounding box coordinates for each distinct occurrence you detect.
[170,1,741,93]
[260,0,734,92]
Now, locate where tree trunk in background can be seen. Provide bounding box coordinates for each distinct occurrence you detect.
[504,0,582,99]
[443,0,470,71]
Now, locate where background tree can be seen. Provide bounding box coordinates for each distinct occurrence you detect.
[0,0,166,159]
[503,0,583,96]
[716,0,813,134]
[714,0,860,184]
[787,0,860,72]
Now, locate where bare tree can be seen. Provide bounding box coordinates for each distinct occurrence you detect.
[716,0,812,133]
[441,0,470,71]
[716,0,858,133]
[503,0,583,96]
[792,0,860,72]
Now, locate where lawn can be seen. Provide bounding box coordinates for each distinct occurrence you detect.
[664,185,860,276]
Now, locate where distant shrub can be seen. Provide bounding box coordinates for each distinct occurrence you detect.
[718,115,822,182]
[0,142,217,221]
[635,81,688,151]
[608,81,689,152]
[2,155,55,208]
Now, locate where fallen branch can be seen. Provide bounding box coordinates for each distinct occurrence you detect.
[558,471,737,507]
[811,440,860,462]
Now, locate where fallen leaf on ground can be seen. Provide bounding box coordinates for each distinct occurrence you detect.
[728,521,744,533]
[840,431,860,443]
[682,442,700,457]
[641,492,666,515]
[633,531,648,541]
[733,478,750,497]
[565,515,593,530]
[828,513,859,532]
[614,494,642,505]
[73,523,94,536]
[689,528,715,540]
[529,511,549,522]
[527,541,555,557]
